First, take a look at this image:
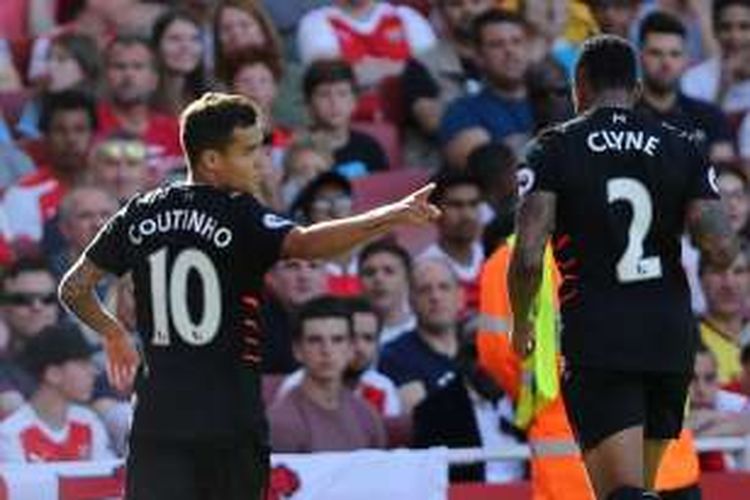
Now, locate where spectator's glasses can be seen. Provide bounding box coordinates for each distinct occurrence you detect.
[310,194,352,214]
[2,292,57,307]
[99,141,147,163]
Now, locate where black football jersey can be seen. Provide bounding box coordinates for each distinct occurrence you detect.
[85,184,295,442]
[521,107,719,372]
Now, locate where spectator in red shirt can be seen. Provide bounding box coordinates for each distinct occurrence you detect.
[3,90,97,245]
[0,324,115,463]
[98,35,183,184]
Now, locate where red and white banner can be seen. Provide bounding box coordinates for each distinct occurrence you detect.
[0,448,448,500]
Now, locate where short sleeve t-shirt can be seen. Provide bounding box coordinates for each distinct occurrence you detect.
[520,107,719,372]
[85,184,296,442]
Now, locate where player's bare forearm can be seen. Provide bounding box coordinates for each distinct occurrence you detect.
[282,184,440,259]
[686,199,739,270]
[59,257,128,341]
[508,191,556,328]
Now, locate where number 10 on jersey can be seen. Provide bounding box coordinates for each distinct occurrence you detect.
[148,247,222,346]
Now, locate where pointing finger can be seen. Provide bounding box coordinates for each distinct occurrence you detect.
[410,183,435,202]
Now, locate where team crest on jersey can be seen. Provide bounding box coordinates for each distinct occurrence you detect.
[517,168,535,197]
[263,214,294,229]
[708,165,720,194]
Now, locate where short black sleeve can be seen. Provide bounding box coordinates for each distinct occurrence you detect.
[686,145,721,201]
[518,131,563,196]
[84,199,135,277]
[236,194,297,272]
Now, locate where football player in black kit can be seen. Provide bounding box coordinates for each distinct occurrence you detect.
[508,36,739,500]
[57,92,440,500]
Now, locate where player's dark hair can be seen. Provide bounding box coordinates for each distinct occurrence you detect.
[713,0,750,33]
[429,168,482,205]
[358,238,413,277]
[303,59,356,101]
[576,35,638,93]
[638,11,686,46]
[180,92,263,168]
[293,295,353,342]
[39,89,98,134]
[471,8,527,47]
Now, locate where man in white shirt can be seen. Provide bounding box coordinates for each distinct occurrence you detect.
[358,239,416,346]
[421,169,484,313]
[0,324,115,462]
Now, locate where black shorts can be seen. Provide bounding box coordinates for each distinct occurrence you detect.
[126,437,270,500]
[561,367,691,451]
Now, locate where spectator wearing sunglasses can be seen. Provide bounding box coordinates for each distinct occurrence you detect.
[0,258,60,360]
[89,132,151,204]
[0,259,61,413]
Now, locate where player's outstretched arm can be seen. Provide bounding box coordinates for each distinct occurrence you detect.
[281,183,441,259]
[59,257,139,392]
[507,190,556,357]
[686,198,739,270]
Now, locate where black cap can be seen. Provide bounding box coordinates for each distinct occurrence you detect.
[20,324,97,378]
[290,170,353,221]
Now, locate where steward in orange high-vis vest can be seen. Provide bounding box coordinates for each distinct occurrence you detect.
[477,239,593,500]
[478,239,701,499]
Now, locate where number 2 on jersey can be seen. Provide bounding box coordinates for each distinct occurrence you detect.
[606,178,663,283]
[148,247,222,346]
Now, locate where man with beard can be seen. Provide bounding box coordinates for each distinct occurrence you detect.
[420,169,484,313]
[97,35,183,182]
[401,0,494,167]
[439,9,534,168]
[636,11,735,164]
[2,90,97,245]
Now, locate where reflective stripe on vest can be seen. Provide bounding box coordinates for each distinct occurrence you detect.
[477,313,511,335]
[530,439,581,458]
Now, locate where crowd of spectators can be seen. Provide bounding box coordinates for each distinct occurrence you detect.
[1,0,750,483]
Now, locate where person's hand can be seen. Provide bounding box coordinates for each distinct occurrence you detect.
[511,321,536,358]
[103,328,140,393]
[393,183,441,225]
